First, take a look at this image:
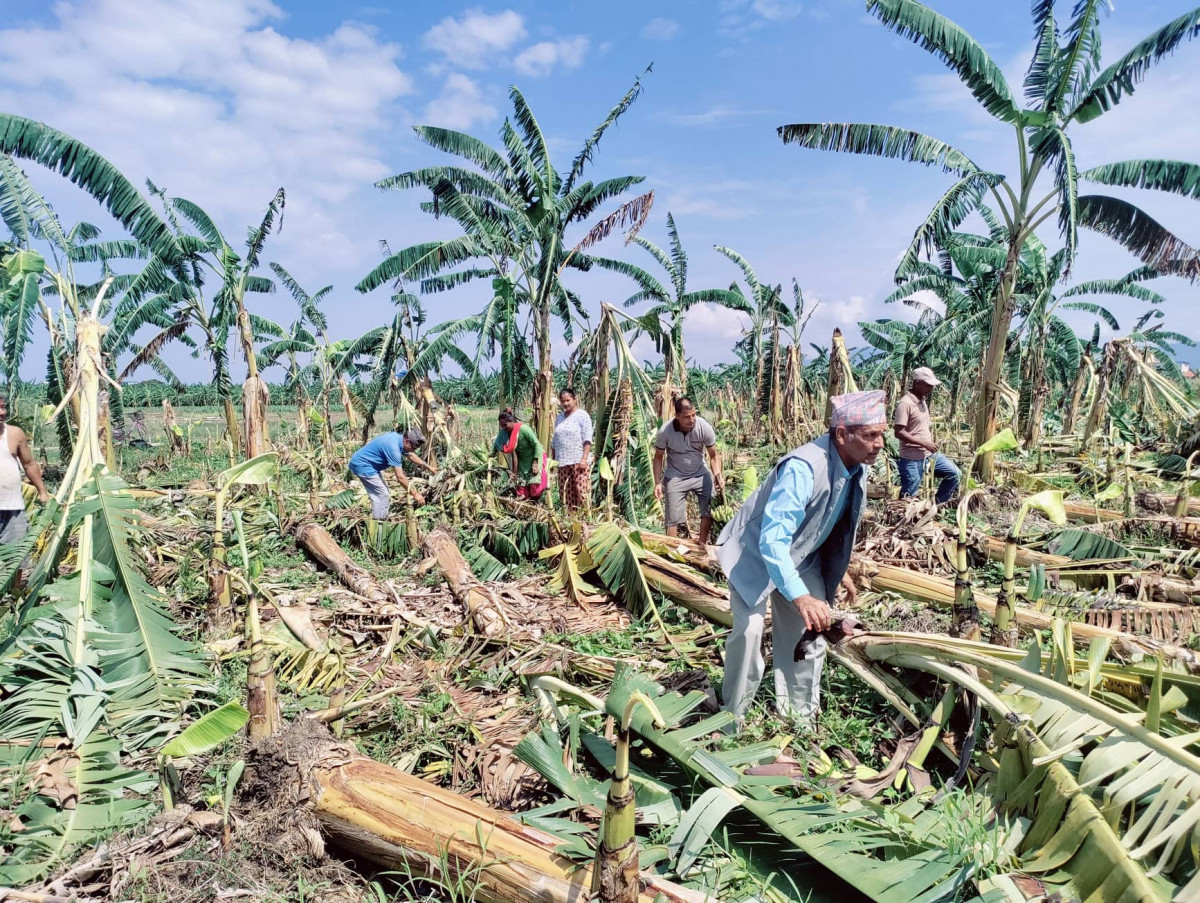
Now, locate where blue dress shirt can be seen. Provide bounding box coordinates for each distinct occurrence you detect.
[758,453,857,600]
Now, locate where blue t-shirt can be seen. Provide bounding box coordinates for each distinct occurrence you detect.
[349,432,408,477]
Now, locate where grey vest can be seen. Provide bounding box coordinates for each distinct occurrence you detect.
[715,434,867,605]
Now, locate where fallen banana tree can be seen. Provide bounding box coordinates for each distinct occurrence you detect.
[856,559,1197,662]
[1140,490,1200,518]
[835,630,1200,902]
[518,626,1200,903]
[577,520,1192,659]
[295,521,391,605]
[521,668,994,903]
[0,292,205,884]
[599,533,1185,659]
[423,526,510,636]
[246,718,706,903]
[1060,498,1200,540]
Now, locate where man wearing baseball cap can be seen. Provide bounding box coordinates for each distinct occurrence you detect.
[894,367,959,505]
[349,424,435,518]
[716,390,886,725]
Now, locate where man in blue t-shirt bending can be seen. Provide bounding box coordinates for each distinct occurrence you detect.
[349,426,435,519]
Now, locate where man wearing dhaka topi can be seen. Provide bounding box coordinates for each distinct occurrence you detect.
[716,390,887,725]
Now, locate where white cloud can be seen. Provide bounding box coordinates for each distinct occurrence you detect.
[684,303,751,341]
[720,0,805,38]
[659,104,780,127]
[422,9,526,68]
[0,0,413,287]
[423,73,498,130]
[751,0,803,22]
[899,289,943,321]
[641,18,680,41]
[1075,52,1200,164]
[662,179,763,220]
[809,293,868,332]
[514,37,589,77]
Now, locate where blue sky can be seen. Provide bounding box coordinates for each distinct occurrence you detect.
[1,0,1198,381]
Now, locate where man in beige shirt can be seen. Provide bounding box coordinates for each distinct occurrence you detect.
[893,367,959,505]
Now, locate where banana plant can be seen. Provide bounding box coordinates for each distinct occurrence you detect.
[992,489,1067,647]
[158,700,249,809]
[0,301,202,884]
[781,1,1200,479]
[208,452,280,619]
[953,489,985,640]
[525,667,1009,903]
[966,428,1018,488]
[233,510,279,739]
[837,629,1200,903]
[1174,450,1200,519]
[592,690,666,902]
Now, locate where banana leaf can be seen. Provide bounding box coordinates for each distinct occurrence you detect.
[1048,528,1135,561]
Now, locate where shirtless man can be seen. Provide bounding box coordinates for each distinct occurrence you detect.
[0,396,51,552]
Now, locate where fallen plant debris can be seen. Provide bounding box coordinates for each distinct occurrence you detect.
[5,7,1200,900]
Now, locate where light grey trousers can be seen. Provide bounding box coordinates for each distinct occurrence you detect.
[356,472,391,519]
[722,580,827,723]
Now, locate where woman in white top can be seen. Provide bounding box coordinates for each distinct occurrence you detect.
[550,388,593,512]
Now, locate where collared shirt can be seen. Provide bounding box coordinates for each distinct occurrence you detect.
[894,391,933,461]
[758,452,858,600]
[655,415,717,479]
[349,432,408,477]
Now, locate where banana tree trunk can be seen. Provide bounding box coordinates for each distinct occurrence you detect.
[769,310,783,443]
[783,344,804,443]
[320,379,334,456]
[753,319,766,434]
[295,522,391,605]
[952,532,980,642]
[973,239,1023,481]
[294,372,310,450]
[338,377,358,437]
[98,387,115,471]
[162,400,184,454]
[641,555,732,628]
[422,527,507,637]
[1025,377,1048,449]
[70,315,105,481]
[1082,343,1118,450]
[858,561,1163,657]
[249,720,705,903]
[1022,333,1047,449]
[242,374,270,459]
[658,370,674,426]
[416,377,438,470]
[236,304,270,459]
[1062,349,1092,436]
[534,305,555,450]
[674,324,688,394]
[222,394,240,456]
[824,328,856,425]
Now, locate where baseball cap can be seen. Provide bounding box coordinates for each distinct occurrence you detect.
[911,367,941,386]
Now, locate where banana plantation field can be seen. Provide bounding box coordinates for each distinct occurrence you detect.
[5,2,1200,902]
